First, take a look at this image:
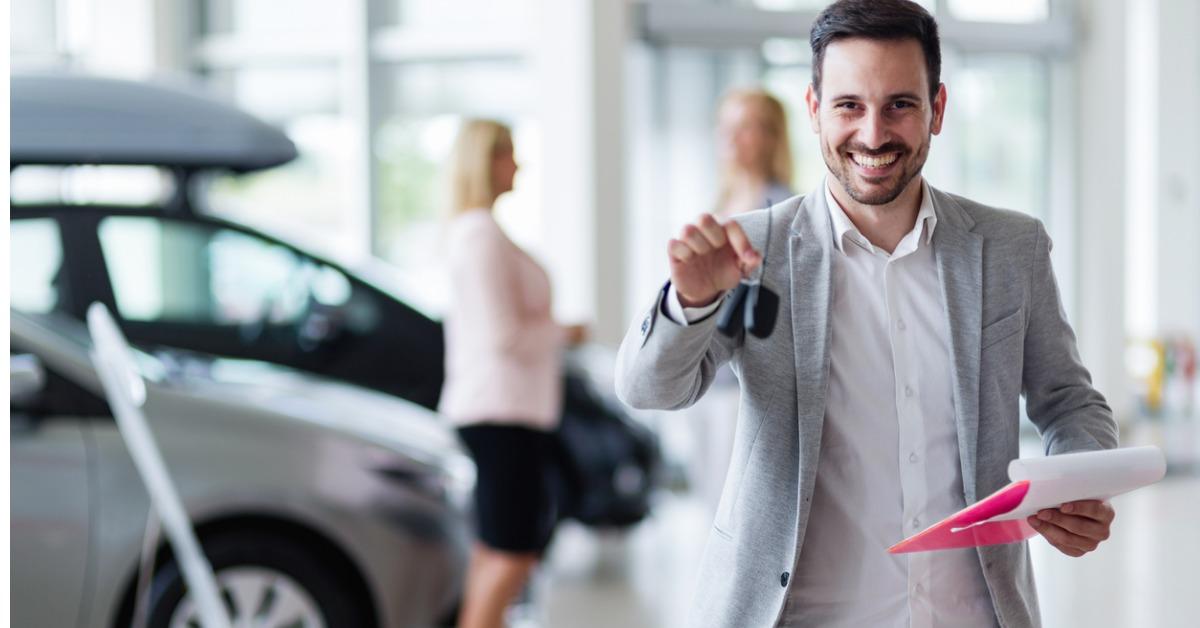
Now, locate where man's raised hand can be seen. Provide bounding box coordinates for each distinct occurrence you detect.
[668,213,762,308]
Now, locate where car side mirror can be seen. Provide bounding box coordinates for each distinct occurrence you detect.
[10,353,46,407]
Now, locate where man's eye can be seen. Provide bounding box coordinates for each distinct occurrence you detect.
[893,101,916,109]
[835,102,858,110]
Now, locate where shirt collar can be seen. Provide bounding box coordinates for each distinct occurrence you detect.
[823,176,938,255]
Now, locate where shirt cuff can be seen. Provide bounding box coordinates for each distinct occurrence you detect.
[664,283,723,326]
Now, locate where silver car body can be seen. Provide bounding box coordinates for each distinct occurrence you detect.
[11,310,473,627]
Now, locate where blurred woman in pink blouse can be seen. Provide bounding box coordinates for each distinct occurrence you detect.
[440,119,584,628]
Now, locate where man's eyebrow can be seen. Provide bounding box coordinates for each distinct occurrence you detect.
[826,92,924,101]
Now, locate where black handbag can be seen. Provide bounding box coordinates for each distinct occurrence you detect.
[551,368,662,528]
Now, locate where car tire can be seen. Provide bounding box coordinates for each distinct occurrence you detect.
[143,529,373,628]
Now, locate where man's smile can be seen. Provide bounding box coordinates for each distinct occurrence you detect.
[847,150,902,176]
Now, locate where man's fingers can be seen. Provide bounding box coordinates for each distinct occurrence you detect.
[668,239,694,262]
[1061,500,1114,524]
[697,213,728,249]
[1036,509,1109,541]
[681,224,714,255]
[1028,516,1098,554]
[724,220,761,267]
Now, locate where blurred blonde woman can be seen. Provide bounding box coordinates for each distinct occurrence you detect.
[440,119,583,628]
[714,88,795,218]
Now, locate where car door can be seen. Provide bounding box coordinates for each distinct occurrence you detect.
[10,348,106,628]
[91,212,445,409]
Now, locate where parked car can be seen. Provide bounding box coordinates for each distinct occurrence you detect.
[11,308,474,627]
[11,71,661,529]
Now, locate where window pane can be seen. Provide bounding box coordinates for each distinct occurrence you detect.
[750,0,933,10]
[204,0,346,39]
[948,0,1049,23]
[212,66,340,122]
[930,54,1048,219]
[206,114,357,260]
[375,61,539,315]
[389,60,533,117]
[762,65,826,194]
[10,218,66,314]
[201,67,357,261]
[98,217,313,324]
[10,0,59,65]
[391,0,524,28]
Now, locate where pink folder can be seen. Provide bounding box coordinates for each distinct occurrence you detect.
[888,480,1037,554]
[888,446,1166,555]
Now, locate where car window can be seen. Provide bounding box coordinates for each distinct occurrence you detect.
[10,165,175,207]
[10,218,68,314]
[97,216,358,327]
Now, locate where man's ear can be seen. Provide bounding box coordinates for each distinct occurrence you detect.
[930,83,948,135]
[805,83,821,133]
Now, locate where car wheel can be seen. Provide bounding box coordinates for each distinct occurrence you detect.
[144,530,372,628]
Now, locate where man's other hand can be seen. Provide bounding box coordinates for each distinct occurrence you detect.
[1027,500,1115,557]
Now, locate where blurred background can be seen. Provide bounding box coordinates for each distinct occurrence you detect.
[8,0,1199,627]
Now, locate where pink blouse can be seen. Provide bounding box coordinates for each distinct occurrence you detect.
[438,210,565,429]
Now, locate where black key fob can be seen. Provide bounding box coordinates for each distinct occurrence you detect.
[744,283,780,339]
[716,282,750,337]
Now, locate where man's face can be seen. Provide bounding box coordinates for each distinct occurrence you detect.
[806,37,946,206]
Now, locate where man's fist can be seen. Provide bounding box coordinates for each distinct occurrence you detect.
[668,213,762,307]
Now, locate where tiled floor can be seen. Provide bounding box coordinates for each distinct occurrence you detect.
[530,427,1200,628]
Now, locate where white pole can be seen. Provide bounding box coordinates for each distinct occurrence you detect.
[87,303,231,628]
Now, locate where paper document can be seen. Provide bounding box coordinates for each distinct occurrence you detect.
[888,446,1166,554]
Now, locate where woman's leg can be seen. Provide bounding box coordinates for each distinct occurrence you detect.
[457,542,539,628]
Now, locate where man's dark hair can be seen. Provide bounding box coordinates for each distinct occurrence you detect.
[810,0,942,101]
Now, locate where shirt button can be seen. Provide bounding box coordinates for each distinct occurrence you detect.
[780,572,790,587]
[911,518,921,529]
[904,385,914,398]
[915,583,924,594]
[909,452,919,463]
[897,319,907,331]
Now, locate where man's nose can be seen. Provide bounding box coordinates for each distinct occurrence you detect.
[855,109,890,151]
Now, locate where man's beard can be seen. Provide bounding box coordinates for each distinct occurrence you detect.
[821,134,930,206]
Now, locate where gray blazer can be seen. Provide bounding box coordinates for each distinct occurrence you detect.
[615,186,1118,627]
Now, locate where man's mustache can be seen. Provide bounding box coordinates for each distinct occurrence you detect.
[841,142,909,156]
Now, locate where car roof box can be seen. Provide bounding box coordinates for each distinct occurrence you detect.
[11,72,298,172]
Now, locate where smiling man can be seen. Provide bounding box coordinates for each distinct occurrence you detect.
[615,1,1118,627]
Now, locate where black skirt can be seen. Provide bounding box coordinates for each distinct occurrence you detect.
[457,423,560,554]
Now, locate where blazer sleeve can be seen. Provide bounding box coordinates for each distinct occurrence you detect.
[614,281,741,411]
[1022,221,1120,454]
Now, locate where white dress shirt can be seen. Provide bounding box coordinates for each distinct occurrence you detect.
[667,178,996,627]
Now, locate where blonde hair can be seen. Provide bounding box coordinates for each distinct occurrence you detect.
[445,118,513,216]
[715,88,793,210]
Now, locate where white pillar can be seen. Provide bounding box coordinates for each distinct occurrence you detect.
[1151,0,1200,339]
[536,0,631,345]
[1076,0,1131,419]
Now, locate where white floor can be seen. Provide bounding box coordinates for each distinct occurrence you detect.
[532,450,1200,627]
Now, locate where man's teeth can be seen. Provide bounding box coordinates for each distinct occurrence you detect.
[852,153,899,168]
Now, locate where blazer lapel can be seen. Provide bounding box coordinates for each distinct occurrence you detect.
[788,191,835,500]
[930,189,984,503]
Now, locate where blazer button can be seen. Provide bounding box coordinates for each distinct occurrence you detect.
[780,572,790,587]
[641,317,650,334]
